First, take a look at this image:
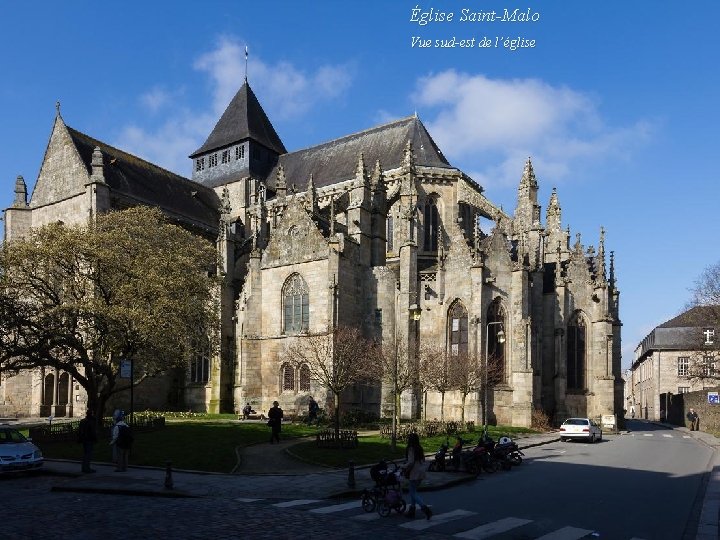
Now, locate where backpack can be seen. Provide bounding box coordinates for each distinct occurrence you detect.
[116,424,134,449]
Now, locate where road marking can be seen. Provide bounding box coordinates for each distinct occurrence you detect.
[454,517,532,539]
[309,501,360,514]
[662,434,673,438]
[643,434,653,437]
[683,435,691,439]
[399,509,476,530]
[235,498,263,502]
[352,513,381,521]
[535,526,594,539]
[273,499,321,508]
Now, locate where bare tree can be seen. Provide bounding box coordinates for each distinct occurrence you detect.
[285,325,374,436]
[448,351,482,424]
[419,343,453,421]
[366,338,414,449]
[0,207,218,422]
[691,262,720,310]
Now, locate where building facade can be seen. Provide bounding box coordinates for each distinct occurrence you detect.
[626,306,720,420]
[1,82,623,426]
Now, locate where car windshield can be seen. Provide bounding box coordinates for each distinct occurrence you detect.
[0,428,28,443]
[564,419,589,426]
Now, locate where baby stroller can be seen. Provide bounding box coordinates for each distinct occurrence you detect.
[361,459,406,516]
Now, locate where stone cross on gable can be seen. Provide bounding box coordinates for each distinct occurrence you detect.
[704,328,715,345]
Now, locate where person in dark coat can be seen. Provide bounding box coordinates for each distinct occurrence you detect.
[78,409,98,473]
[307,397,319,424]
[687,408,700,431]
[268,401,284,443]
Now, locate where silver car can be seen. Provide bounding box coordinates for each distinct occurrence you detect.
[0,426,44,473]
[559,417,603,443]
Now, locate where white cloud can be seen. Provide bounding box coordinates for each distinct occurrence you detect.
[413,71,653,189]
[194,37,353,120]
[115,37,354,176]
[140,87,173,113]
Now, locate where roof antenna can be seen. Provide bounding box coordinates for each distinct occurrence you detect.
[244,45,249,83]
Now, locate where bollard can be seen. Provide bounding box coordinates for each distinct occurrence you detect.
[347,460,355,488]
[164,460,174,490]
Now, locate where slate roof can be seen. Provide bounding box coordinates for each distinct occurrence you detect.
[190,82,286,158]
[66,127,219,230]
[658,306,720,329]
[269,115,452,190]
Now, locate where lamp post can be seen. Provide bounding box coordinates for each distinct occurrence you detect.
[484,321,505,436]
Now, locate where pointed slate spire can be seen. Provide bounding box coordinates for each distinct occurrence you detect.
[12,175,28,208]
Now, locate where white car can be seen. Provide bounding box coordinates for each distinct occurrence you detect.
[0,426,44,473]
[559,418,603,443]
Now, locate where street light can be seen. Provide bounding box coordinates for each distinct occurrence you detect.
[484,321,505,436]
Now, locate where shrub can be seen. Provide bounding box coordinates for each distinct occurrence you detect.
[531,408,552,431]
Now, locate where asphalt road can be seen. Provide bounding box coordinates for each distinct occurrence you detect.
[1,422,713,539]
[424,420,713,539]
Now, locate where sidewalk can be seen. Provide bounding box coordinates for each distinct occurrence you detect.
[42,431,561,500]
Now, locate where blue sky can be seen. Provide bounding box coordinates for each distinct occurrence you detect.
[1,1,718,369]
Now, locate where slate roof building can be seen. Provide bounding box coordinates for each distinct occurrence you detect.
[626,306,720,421]
[1,81,623,426]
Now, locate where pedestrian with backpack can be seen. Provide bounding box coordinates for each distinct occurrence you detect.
[110,414,133,472]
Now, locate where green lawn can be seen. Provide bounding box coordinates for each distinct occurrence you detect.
[38,419,537,472]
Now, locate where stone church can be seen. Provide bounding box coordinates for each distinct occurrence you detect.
[1,81,623,426]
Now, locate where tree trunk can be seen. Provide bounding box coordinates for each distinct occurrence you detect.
[460,393,467,424]
[440,391,445,421]
[334,392,341,437]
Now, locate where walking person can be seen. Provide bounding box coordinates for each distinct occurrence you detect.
[687,408,700,431]
[77,409,97,473]
[404,432,432,520]
[630,404,636,419]
[307,396,319,425]
[268,401,284,444]
[110,414,133,472]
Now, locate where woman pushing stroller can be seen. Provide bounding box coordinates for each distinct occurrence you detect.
[404,432,432,520]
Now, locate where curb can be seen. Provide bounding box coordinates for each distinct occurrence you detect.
[50,485,198,498]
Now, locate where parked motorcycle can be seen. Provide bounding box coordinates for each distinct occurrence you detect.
[479,434,524,469]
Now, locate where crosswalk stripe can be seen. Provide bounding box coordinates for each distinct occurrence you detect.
[399,509,476,531]
[235,498,263,502]
[535,526,594,539]
[454,517,532,539]
[683,435,691,439]
[309,501,360,514]
[643,434,653,437]
[662,434,673,438]
[352,513,381,521]
[273,499,321,508]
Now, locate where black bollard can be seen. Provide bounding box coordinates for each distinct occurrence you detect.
[347,460,355,488]
[164,461,174,490]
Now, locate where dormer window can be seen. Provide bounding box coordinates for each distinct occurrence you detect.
[195,157,205,172]
[235,145,245,160]
[209,153,218,168]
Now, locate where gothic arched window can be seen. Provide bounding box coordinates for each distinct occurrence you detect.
[423,196,439,252]
[281,363,295,392]
[283,274,309,334]
[567,312,587,391]
[299,364,311,392]
[448,301,468,357]
[487,299,506,382]
[190,338,210,383]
